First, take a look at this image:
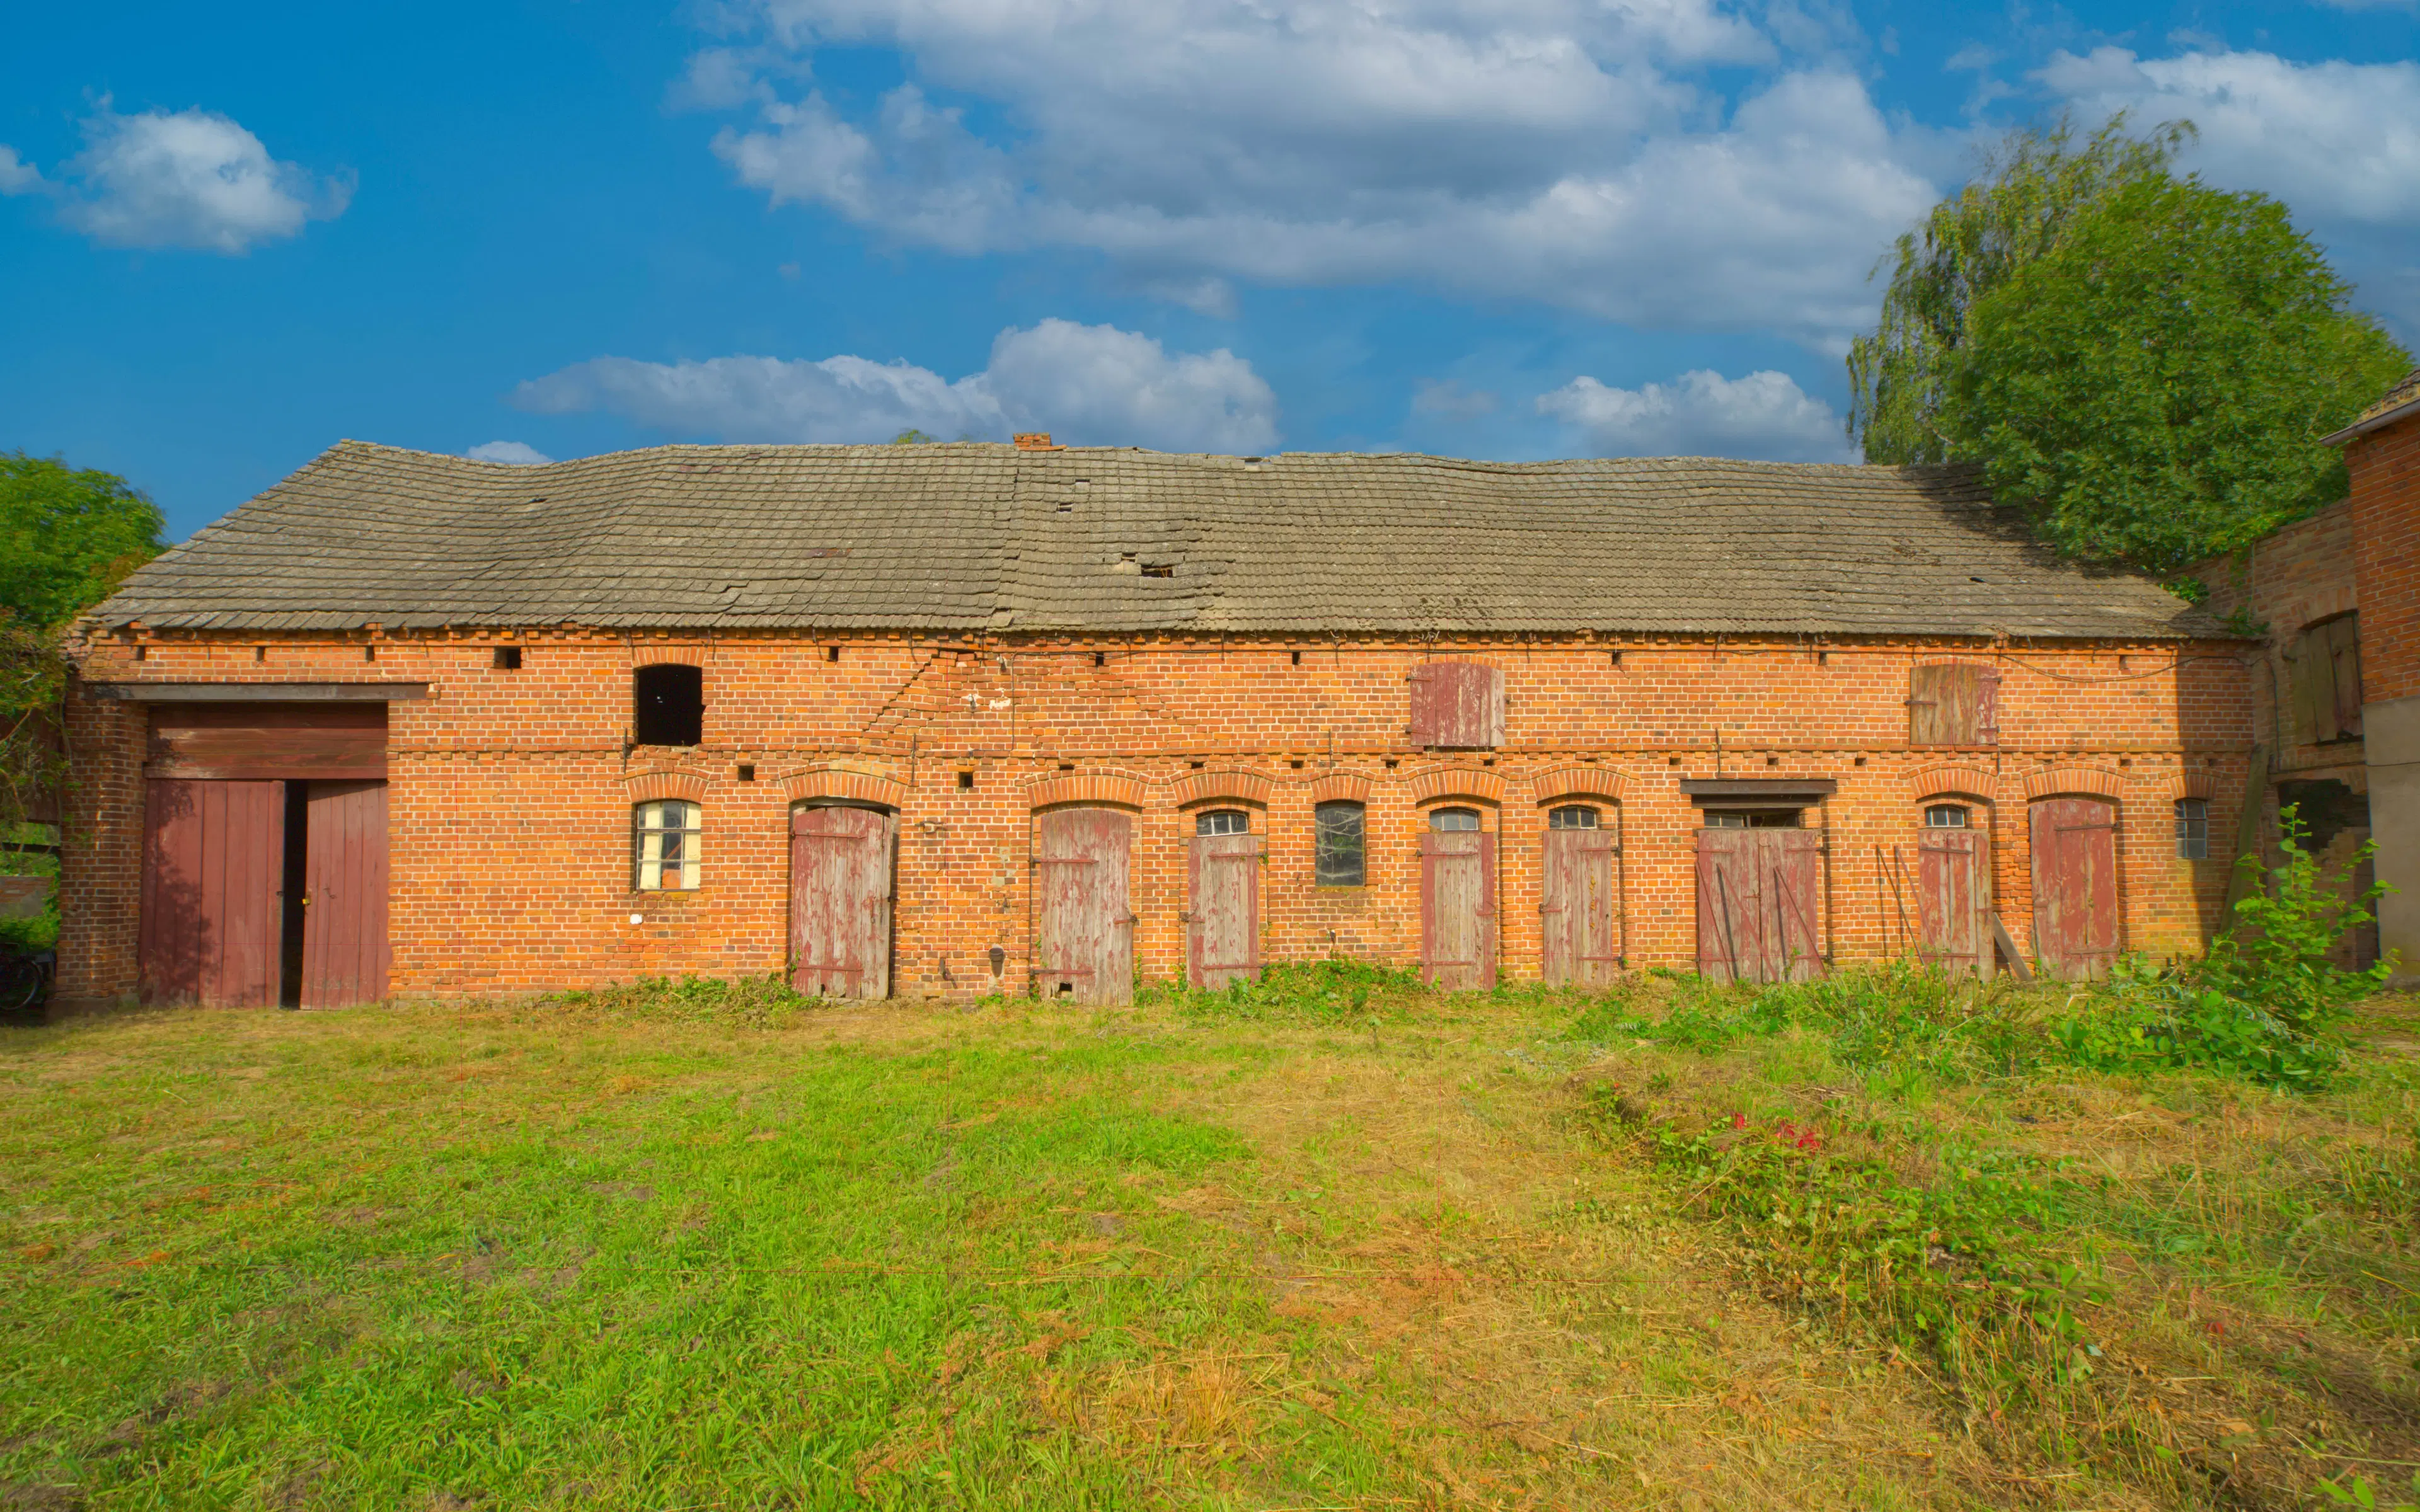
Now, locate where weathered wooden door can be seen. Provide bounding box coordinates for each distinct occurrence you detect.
[1915,828,1987,976]
[1187,833,1260,988]
[1695,828,1823,983]
[788,805,897,999]
[1541,821,1621,987]
[1419,832,1497,989]
[2029,798,2121,980]
[1033,808,1134,1004]
[300,781,390,1006]
[140,778,285,1006]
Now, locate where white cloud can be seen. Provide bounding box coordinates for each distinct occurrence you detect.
[6,105,351,253]
[2037,48,2420,225]
[1536,369,1854,461]
[0,147,42,196]
[698,1,1939,341]
[514,318,1279,454]
[466,441,555,465]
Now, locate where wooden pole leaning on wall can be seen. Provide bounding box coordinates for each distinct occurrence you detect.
[2221,743,2271,924]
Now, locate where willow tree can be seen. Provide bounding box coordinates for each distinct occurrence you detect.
[1846,115,2191,466]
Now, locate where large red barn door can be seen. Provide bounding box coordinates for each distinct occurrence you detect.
[1186,832,1260,989]
[1033,808,1134,1005]
[1915,828,1987,976]
[140,778,285,1006]
[1541,821,1622,987]
[2029,798,2121,980]
[1419,831,1497,989]
[788,805,897,999]
[1696,828,1823,984]
[299,781,390,1006]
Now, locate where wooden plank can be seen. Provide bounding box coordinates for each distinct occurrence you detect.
[2222,744,2271,922]
[302,781,389,1007]
[1990,914,2034,982]
[2330,615,2365,739]
[149,702,388,780]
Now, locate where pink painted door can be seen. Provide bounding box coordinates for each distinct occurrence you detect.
[1419,832,1497,989]
[301,781,390,1006]
[1915,828,1987,976]
[1541,825,1622,987]
[1187,833,1260,988]
[1033,808,1134,1004]
[788,805,897,999]
[1695,828,1823,984]
[140,778,285,1007]
[2029,798,2121,980]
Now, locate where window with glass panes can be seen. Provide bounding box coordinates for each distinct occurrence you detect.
[1925,804,1969,828]
[1547,805,1599,830]
[633,799,702,890]
[1196,808,1249,837]
[2174,798,2209,859]
[1314,801,1365,886]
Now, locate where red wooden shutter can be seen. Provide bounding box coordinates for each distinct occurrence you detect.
[1409,662,1504,748]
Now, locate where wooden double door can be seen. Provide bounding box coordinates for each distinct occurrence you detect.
[1033,808,1135,1004]
[1695,828,1823,984]
[788,805,897,998]
[139,778,389,1007]
[2030,798,2121,980]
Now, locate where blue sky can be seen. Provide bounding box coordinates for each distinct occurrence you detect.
[4,0,2414,539]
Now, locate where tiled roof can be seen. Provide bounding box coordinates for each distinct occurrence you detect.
[2353,368,2420,428]
[90,440,2224,640]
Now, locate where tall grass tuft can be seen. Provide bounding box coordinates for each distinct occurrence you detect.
[531,972,821,1027]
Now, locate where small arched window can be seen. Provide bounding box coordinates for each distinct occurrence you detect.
[1547,805,1599,830]
[2175,798,2209,859]
[1196,808,1249,837]
[1429,807,1481,832]
[633,799,702,890]
[1924,803,1969,828]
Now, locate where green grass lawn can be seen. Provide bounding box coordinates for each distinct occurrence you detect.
[4,970,2418,1510]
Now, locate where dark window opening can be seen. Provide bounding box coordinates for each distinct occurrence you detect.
[1925,804,1969,828]
[1548,805,1598,830]
[1291,650,1302,665]
[2174,799,2208,859]
[1289,759,1303,769]
[1429,806,1482,832]
[254,646,266,662]
[1093,652,1105,667]
[134,644,147,661]
[364,645,377,662]
[1315,801,1366,886]
[1197,808,1249,837]
[1142,563,1175,578]
[957,770,975,790]
[736,764,756,783]
[826,644,841,663]
[1608,650,1622,666]
[1057,762,1075,772]
[1705,810,1800,829]
[493,645,522,670]
[2276,779,2368,851]
[633,664,703,747]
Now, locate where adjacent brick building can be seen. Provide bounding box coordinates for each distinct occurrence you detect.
[59,439,2251,1006]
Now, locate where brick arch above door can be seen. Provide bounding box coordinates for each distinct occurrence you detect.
[1908,764,1998,803]
[1023,769,1149,810]
[2022,766,2124,801]
[1528,764,1628,804]
[1170,767,1275,808]
[780,765,908,808]
[1407,765,1506,805]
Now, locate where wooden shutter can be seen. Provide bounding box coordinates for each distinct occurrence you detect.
[2290,617,2363,744]
[1910,663,1992,747]
[1408,662,1505,748]
[2327,616,2364,740]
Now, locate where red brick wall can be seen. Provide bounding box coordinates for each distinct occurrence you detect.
[59,628,2252,1000]
[2351,415,2420,705]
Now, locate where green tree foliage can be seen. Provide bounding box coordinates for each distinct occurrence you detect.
[1951,178,2409,572]
[1848,116,2189,467]
[0,452,165,631]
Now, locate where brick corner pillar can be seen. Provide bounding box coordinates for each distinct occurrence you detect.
[2346,390,2420,985]
[57,675,147,1004]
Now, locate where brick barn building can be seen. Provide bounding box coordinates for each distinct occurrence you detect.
[56,438,2251,1007]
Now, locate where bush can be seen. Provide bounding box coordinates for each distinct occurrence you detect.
[533,973,819,1028]
[1138,956,1426,1023]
